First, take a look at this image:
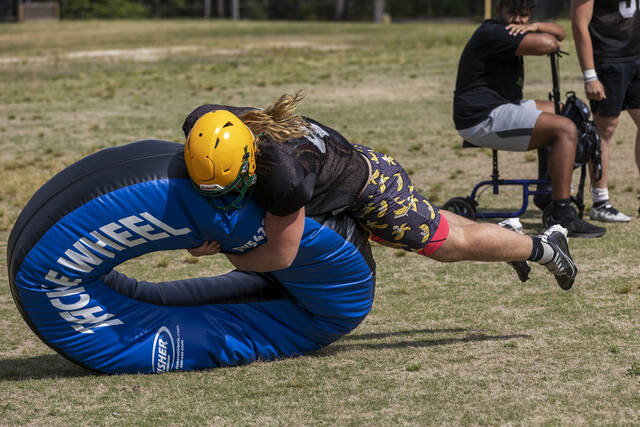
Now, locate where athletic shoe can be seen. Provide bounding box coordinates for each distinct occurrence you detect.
[547,211,606,238]
[589,202,631,223]
[539,225,577,290]
[498,217,523,233]
[498,218,531,283]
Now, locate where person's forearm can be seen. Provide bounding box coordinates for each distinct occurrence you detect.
[536,22,566,41]
[224,208,305,272]
[571,0,596,71]
[572,25,595,71]
[225,244,295,272]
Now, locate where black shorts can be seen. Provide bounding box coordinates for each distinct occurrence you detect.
[591,59,640,117]
[349,145,446,252]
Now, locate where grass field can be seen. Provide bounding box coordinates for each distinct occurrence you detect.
[1,18,639,425]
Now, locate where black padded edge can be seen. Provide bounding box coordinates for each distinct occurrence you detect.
[7,140,186,284]
[102,270,287,306]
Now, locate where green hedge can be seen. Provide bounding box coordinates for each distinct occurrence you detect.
[61,0,151,19]
[59,0,571,20]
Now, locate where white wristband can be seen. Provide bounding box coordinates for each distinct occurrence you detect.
[583,69,598,83]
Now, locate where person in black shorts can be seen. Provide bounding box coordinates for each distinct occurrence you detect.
[453,0,605,238]
[572,0,640,221]
[181,93,578,290]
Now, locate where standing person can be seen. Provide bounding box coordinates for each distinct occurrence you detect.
[453,0,606,238]
[572,0,640,221]
[182,93,578,290]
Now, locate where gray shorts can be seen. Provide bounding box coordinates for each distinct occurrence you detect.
[458,99,542,152]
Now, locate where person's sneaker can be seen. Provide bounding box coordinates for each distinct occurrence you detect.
[548,210,606,238]
[589,202,631,223]
[539,225,577,290]
[498,218,531,283]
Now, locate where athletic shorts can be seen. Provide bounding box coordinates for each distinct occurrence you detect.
[591,60,640,117]
[350,145,448,254]
[457,99,542,152]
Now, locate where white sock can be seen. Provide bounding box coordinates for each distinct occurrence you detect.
[592,187,609,205]
[538,241,556,265]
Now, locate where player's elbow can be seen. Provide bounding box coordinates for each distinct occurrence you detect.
[517,33,560,56]
[539,35,560,54]
[269,247,299,270]
[271,258,294,270]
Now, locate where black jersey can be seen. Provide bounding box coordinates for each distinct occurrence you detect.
[453,19,526,130]
[182,104,369,217]
[590,0,640,63]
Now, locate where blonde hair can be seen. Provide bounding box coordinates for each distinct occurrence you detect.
[238,92,309,144]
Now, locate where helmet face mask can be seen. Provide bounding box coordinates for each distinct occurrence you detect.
[184,110,257,210]
[194,172,257,211]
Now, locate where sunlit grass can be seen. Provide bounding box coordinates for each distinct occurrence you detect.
[1,19,638,425]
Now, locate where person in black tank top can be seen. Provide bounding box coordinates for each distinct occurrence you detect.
[572,0,640,221]
[181,93,579,290]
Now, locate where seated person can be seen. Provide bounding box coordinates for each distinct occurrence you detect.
[453,0,605,238]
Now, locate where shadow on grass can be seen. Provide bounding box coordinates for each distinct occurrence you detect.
[317,328,531,355]
[338,327,469,341]
[0,329,531,379]
[0,354,94,381]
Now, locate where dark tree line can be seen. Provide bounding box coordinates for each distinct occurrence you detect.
[56,0,571,20]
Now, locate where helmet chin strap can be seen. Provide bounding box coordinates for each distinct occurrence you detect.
[192,162,256,212]
[203,174,256,211]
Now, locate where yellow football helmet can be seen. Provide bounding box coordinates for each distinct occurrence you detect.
[184,110,257,210]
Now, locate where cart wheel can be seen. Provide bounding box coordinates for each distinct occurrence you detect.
[442,197,476,220]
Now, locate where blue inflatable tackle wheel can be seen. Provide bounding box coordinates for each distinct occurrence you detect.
[7,140,376,374]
